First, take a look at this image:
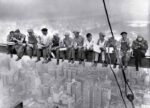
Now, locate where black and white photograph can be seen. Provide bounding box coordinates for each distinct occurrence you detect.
[0,0,149,108]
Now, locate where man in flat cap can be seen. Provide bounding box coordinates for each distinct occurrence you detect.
[13,29,26,61]
[118,32,131,69]
[51,32,61,65]
[36,28,52,63]
[26,29,38,59]
[72,31,84,64]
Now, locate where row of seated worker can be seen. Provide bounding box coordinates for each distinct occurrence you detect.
[7,28,148,71]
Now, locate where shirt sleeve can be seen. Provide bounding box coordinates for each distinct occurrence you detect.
[142,40,148,50]
[117,39,121,50]
[48,36,52,46]
[83,40,87,47]
[132,41,136,50]
[7,35,10,42]
[81,37,84,46]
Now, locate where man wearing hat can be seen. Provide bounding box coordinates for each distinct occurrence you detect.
[36,28,52,63]
[132,35,148,71]
[51,32,61,65]
[26,29,38,59]
[13,29,26,61]
[7,31,15,58]
[105,36,118,68]
[94,32,107,67]
[118,32,131,69]
[72,31,84,64]
[60,32,74,63]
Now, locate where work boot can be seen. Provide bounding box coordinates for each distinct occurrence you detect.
[82,61,85,66]
[30,56,32,59]
[92,61,97,67]
[35,58,41,63]
[119,65,122,69]
[68,59,71,63]
[124,66,128,70]
[16,57,21,61]
[42,58,50,64]
[94,62,97,67]
[113,64,117,68]
[46,58,51,63]
[79,60,82,64]
[57,60,59,65]
[71,60,74,64]
[102,62,105,67]
[10,54,13,58]
[103,61,108,67]
[136,67,139,71]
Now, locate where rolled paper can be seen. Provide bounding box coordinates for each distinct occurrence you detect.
[7,42,15,45]
[37,44,44,49]
[59,48,67,51]
[106,47,114,53]
[28,44,33,48]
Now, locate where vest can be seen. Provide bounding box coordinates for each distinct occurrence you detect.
[28,35,37,44]
[120,39,130,52]
[52,37,60,47]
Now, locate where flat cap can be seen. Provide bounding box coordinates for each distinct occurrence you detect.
[64,32,70,36]
[53,31,59,36]
[120,32,127,35]
[15,29,20,33]
[27,29,33,33]
[73,31,80,34]
[99,32,105,37]
[41,28,48,32]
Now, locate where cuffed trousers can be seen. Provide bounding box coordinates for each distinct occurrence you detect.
[15,44,26,59]
[133,49,145,70]
[26,45,37,58]
[37,47,49,60]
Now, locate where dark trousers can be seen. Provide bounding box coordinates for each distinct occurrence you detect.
[53,48,75,61]
[71,48,84,60]
[84,50,94,61]
[7,45,15,54]
[37,47,48,60]
[14,44,26,59]
[52,49,60,60]
[120,52,130,67]
[133,49,145,70]
[26,45,37,58]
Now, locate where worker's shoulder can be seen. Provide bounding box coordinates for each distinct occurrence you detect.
[20,33,26,37]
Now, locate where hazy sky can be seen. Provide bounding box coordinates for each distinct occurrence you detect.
[0,0,149,21]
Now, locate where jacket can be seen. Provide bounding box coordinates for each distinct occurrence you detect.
[132,38,148,54]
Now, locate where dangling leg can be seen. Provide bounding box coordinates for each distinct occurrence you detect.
[56,49,60,65]
[78,48,82,64]
[71,48,75,64]
[134,50,139,71]
[26,46,33,59]
[36,49,41,62]
[15,45,25,61]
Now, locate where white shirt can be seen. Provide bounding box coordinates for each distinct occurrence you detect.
[38,34,52,47]
[97,39,106,48]
[84,39,95,49]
